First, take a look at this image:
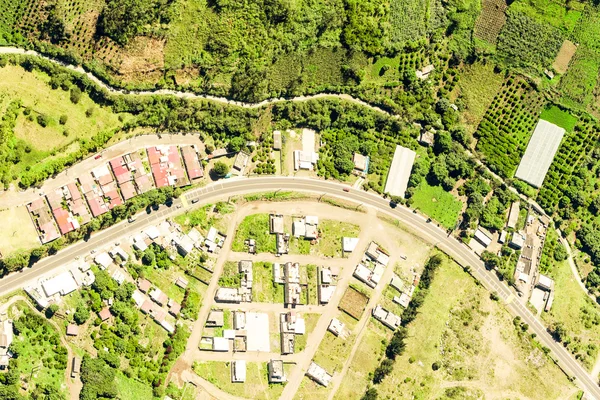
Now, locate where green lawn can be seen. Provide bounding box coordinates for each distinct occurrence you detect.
[410,181,463,229]
[540,105,578,131]
[542,258,600,370]
[253,262,284,303]
[232,214,276,253]
[115,372,153,399]
[193,361,285,400]
[0,65,125,152]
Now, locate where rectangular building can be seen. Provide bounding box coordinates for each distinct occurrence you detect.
[384,145,416,198]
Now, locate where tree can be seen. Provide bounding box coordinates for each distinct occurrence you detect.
[37,114,50,127]
[73,305,90,325]
[361,387,378,400]
[59,115,68,125]
[45,304,59,318]
[69,87,81,104]
[550,322,568,343]
[212,161,230,177]
[227,136,245,153]
[386,327,407,359]
[97,0,169,45]
[372,358,394,383]
[554,243,568,262]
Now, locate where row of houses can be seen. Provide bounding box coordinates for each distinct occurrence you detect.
[27,145,205,244]
[353,242,390,288]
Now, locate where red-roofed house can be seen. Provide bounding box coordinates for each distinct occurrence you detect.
[120,181,137,200]
[181,146,204,181]
[140,300,153,315]
[86,195,108,217]
[138,279,151,293]
[99,307,111,321]
[168,300,181,317]
[105,190,123,209]
[66,324,79,336]
[27,198,60,244]
[147,146,189,188]
[53,207,79,235]
[66,183,81,201]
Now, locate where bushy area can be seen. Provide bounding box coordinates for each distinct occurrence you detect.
[497,11,564,70]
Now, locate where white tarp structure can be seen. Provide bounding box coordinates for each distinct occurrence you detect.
[384,145,416,198]
[515,120,565,188]
[42,271,79,297]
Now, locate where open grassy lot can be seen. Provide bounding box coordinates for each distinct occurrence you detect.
[455,62,505,133]
[510,0,584,33]
[334,319,391,400]
[373,258,575,399]
[253,261,284,303]
[542,258,600,370]
[295,313,321,352]
[219,261,243,288]
[313,330,358,374]
[339,286,370,320]
[0,206,41,256]
[540,105,578,132]
[193,361,285,400]
[317,220,361,257]
[232,214,276,254]
[115,372,153,399]
[0,65,124,151]
[410,181,462,229]
[294,376,331,400]
[304,264,319,305]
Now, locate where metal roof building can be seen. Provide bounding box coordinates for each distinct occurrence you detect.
[515,120,565,188]
[384,145,416,198]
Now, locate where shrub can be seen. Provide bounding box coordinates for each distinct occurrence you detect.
[70,87,82,104]
[59,114,68,125]
[37,114,50,127]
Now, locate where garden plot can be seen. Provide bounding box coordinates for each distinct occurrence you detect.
[339,286,369,320]
[473,0,508,44]
[553,40,578,74]
[515,120,565,188]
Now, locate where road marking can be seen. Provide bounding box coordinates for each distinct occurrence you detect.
[505,294,515,304]
[180,194,189,208]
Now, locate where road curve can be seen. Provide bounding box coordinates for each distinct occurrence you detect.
[1,176,597,399]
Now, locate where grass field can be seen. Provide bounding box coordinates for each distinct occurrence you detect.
[295,313,321,352]
[115,372,153,399]
[372,258,575,399]
[317,220,361,257]
[232,214,276,254]
[253,261,284,303]
[410,181,462,229]
[313,330,358,374]
[0,65,124,152]
[540,105,578,132]
[542,259,600,370]
[455,62,505,133]
[334,319,391,400]
[510,0,584,33]
[193,361,285,400]
[219,261,243,288]
[0,206,41,255]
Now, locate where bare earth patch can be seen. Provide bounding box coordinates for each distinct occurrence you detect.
[338,287,369,320]
[118,37,166,83]
[0,207,41,256]
[553,40,578,74]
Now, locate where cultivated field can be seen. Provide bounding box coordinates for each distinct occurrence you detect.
[339,287,369,320]
[473,0,507,44]
[553,40,578,74]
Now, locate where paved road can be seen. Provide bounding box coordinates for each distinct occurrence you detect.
[1,176,598,399]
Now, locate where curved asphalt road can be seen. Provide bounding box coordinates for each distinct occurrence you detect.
[2,176,598,399]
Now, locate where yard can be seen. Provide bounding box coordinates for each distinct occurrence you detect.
[115,372,153,399]
[253,262,284,303]
[0,206,41,256]
[232,214,276,254]
[219,261,243,288]
[339,287,370,320]
[542,258,600,370]
[317,220,361,257]
[410,181,463,229]
[372,258,575,399]
[193,361,286,400]
[295,313,321,352]
[312,330,358,374]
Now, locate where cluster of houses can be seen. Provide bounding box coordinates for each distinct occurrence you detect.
[27,145,205,244]
[132,277,186,334]
[201,310,271,355]
[353,242,390,288]
[318,266,339,304]
[274,262,305,307]
[215,260,254,303]
[389,273,417,309]
[268,214,320,255]
[229,359,288,384]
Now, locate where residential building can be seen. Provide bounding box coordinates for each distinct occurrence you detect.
[507,202,520,229]
[270,214,284,234]
[327,318,346,338]
[147,146,189,188]
[66,324,79,337]
[231,360,246,383]
[353,153,369,176]
[181,145,204,181]
[206,310,224,327]
[268,359,287,383]
[27,198,60,244]
[0,318,13,369]
[306,362,332,387]
[293,150,319,170]
[372,305,401,330]
[273,131,282,150]
[233,151,250,172]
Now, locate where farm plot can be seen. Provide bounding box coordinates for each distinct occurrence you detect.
[559,46,600,110]
[339,286,369,320]
[552,40,578,74]
[497,10,564,70]
[537,119,600,210]
[510,0,584,34]
[387,0,429,46]
[475,77,545,178]
[473,0,508,44]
